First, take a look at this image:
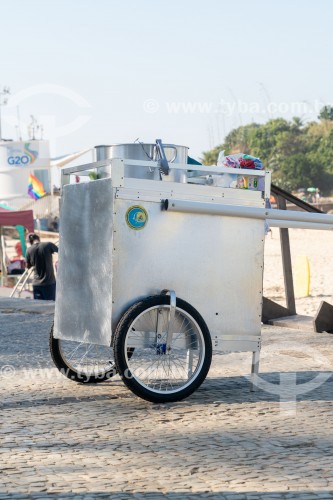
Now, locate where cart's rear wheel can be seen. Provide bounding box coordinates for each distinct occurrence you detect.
[49,324,117,383]
[113,295,212,403]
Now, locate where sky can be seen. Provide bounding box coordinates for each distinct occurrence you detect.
[1,0,333,162]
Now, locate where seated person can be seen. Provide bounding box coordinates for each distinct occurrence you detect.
[6,241,26,275]
[7,258,25,275]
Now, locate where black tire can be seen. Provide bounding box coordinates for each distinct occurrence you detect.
[49,323,117,383]
[114,295,212,403]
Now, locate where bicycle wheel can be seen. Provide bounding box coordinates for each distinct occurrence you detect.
[114,295,212,403]
[49,323,116,383]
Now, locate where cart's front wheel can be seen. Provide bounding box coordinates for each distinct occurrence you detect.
[114,295,212,403]
[49,324,117,383]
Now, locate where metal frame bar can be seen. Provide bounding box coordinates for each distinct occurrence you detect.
[60,159,112,189]
[186,348,194,378]
[161,289,176,352]
[120,161,267,176]
[264,171,271,201]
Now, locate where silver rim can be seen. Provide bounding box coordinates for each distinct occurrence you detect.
[124,305,205,394]
[58,340,115,378]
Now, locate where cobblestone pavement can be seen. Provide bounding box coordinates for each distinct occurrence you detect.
[1,298,333,499]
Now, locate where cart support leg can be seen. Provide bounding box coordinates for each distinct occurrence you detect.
[251,351,260,392]
[161,289,176,353]
[186,348,194,378]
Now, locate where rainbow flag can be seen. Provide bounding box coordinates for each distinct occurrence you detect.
[28,174,46,200]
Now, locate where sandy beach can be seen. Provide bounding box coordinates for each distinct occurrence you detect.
[263,227,333,317]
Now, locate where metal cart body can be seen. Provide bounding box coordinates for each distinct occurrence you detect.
[52,157,272,401]
[55,160,267,353]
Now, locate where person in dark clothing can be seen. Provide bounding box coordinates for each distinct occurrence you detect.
[26,233,58,301]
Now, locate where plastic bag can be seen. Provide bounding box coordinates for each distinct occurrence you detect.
[217,151,264,170]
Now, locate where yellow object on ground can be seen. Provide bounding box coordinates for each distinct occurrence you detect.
[294,255,310,298]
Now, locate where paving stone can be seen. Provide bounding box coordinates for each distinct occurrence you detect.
[1,304,333,498]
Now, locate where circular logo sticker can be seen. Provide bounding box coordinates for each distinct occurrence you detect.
[126,206,148,230]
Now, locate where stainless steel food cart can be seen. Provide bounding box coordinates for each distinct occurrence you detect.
[50,142,333,403]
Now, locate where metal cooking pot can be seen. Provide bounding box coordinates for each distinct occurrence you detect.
[96,142,188,182]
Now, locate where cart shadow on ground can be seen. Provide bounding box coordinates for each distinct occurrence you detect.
[3,371,333,411]
[194,371,333,405]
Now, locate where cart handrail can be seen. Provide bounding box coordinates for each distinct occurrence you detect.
[61,157,268,182]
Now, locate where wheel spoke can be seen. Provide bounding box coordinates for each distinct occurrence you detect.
[59,339,114,378]
[124,304,206,394]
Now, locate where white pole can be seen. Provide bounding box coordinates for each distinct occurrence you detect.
[269,219,333,230]
[165,199,333,227]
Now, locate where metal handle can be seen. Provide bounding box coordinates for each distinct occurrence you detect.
[155,139,170,175]
[160,144,177,163]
